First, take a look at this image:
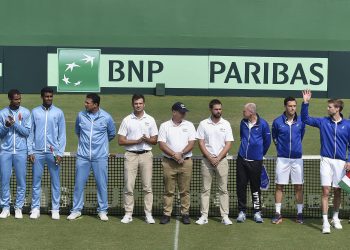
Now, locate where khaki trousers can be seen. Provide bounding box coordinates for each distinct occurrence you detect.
[200,158,229,217]
[162,157,193,216]
[123,151,153,215]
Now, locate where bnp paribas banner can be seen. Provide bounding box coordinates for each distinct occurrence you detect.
[48,48,328,92]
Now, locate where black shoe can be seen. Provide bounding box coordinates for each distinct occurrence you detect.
[160,215,170,224]
[182,214,191,224]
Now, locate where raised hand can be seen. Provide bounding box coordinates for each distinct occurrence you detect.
[302,89,312,103]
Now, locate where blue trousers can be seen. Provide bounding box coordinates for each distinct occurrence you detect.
[0,153,27,209]
[31,153,61,211]
[71,157,108,213]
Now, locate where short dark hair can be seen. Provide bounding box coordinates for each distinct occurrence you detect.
[132,94,145,103]
[86,93,100,106]
[328,99,344,112]
[41,87,54,97]
[209,99,222,109]
[8,89,21,100]
[284,96,297,106]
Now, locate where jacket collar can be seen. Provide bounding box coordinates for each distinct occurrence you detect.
[41,104,54,111]
[243,113,261,127]
[328,113,344,124]
[282,112,298,125]
[83,109,101,120]
[7,106,21,114]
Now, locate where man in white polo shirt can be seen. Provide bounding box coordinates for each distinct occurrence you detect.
[118,94,158,224]
[158,102,196,225]
[195,99,234,225]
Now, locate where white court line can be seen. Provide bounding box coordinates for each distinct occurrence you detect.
[174,217,180,250]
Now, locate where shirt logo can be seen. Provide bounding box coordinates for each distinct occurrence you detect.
[182,128,188,132]
[220,127,226,132]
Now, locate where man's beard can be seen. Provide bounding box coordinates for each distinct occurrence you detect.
[213,113,221,118]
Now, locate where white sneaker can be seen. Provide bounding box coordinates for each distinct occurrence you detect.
[195,216,208,225]
[145,215,155,224]
[98,212,109,221]
[331,219,342,229]
[254,211,264,223]
[322,222,331,234]
[15,208,23,219]
[51,210,60,220]
[0,209,10,219]
[222,216,233,225]
[67,211,82,221]
[121,214,133,224]
[30,208,40,219]
[236,211,246,223]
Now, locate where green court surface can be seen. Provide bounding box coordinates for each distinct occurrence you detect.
[0,93,348,156]
[0,215,350,249]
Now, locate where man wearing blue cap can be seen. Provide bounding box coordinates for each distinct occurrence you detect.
[158,102,196,225]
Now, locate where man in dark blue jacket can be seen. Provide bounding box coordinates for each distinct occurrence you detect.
[301,89,350,234]
[271,96,305,225]
[236,103,271,223]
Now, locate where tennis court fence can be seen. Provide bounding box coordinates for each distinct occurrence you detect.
[5,154,350,218]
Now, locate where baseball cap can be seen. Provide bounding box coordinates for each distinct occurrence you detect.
[172,102,189,113]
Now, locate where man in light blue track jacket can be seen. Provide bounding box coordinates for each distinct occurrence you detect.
[27,87,66,220]
[67,93,116,221]
[0,89,31,219]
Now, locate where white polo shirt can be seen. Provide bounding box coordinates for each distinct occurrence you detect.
[196,117,234,156]
[118,111,158,151]
[158,119,196,158]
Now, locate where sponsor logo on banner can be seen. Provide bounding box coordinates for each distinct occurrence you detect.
[57,48,100,92]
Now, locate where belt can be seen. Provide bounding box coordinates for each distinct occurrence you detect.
[164,156,191,161]
[127,150,150,154]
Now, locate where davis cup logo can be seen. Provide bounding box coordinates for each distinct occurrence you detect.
[57,48,100,92]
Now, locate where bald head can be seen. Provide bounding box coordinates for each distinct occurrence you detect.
[245,103,256,114]
[243,103,257,119]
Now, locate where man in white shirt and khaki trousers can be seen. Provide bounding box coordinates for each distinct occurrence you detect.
[195,99,234,225]
[118,94,158,224]
[158,102,196,225]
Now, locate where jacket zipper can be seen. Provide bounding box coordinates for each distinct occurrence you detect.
[289,123,292,158]
[44,109,48,152]
[334,122,337,159]
[245,123,251,159]
[13,112,16,154]
[89,119,94,160]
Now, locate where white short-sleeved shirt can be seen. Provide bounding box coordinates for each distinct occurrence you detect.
[118,111,158,151]
[196,117,234,156]
[158,119,196,158]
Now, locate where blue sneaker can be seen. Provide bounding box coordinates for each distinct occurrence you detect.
[236,211,246,223]
[254,211,264,223]
[271,213,282,224]
[296,213,304,224]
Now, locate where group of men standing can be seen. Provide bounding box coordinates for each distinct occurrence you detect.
[0,89,349,234]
